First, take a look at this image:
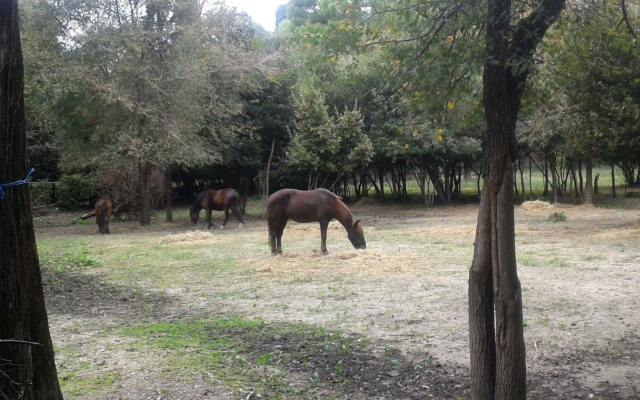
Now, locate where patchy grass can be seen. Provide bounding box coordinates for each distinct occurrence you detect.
[37,197,640,399]
[119,317,467,399]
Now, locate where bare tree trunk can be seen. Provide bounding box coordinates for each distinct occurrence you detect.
[519,159,526,201]
[543,160,549,196]
[611,164,617,198]
[469,1,564,399]
[578,160,584,197]
[528,156,533,195]
[551,157,559,204]
[264,137,275,214]
[164,173,173,222]
[138,162,152,225]
[0,1,64,397]
[584,159,593,205]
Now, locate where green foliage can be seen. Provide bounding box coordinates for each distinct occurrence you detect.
[56,174,98,208]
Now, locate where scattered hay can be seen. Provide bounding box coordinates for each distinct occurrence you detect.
[245,249,423,279]
[521,200,554,211]
[161,230,219,246]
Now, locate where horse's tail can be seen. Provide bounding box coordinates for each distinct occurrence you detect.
[229,190,244,223]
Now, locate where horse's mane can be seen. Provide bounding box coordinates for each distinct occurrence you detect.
[317,187,343,201]
[192,190,206,210]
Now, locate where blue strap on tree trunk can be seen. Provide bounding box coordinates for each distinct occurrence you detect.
[0,168,35,200]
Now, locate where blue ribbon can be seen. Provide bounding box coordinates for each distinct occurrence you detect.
[0,168,35,200]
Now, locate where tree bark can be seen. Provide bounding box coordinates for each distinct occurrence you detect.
[164,173,173,222]
[263,137,275,214]
[138,162,152,225]
[0,0,64,397]
[551,157,559,204]
[584,159,593,205]
[611,165,616,198]
[469,1,564,399]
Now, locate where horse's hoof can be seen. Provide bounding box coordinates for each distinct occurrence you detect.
[238,224,243,229]
[220,226,225,230]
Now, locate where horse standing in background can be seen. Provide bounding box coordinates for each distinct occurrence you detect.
[266,188,366,255]
[190,188,244,229]
[95,198,112,234]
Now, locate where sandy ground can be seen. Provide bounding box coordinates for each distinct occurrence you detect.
[36,198,640,399]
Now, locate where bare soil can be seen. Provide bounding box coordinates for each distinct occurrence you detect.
[36,199,640,399]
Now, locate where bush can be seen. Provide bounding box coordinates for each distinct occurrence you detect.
[56,174,98,209]
[31,181,56,206]
[547,212,567,223]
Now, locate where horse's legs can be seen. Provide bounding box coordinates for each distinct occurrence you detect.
[96,213,102,234]
[221,208,230,228]
[319,220,329,255]
[232,204,244,226]
[105,218,110,234]
[206,209,213,229]
[276,220,287,254]
[268,219,279,255]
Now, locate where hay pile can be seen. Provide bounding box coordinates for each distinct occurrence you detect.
[246,249,422,278]
[520,200,553,211]
[161,230,219,246]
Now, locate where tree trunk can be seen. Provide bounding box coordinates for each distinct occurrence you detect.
[164,173,173,222]
[138,162,152,225]
[528,156,533,195]
[0,1,64,397]
[378,167,385,202]
[611,165,616,198]
[519,159,526,201]
[469,1,564,399]
[578,160,584,196]
[543,160,549,196]
[264,137,275,214]
[584,159,593,205]
[551,157,559,204]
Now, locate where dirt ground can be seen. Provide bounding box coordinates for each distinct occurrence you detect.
[35,197,640,399]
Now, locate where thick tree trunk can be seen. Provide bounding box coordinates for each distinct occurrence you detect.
[468,184,496,399]
[138,162,152,225]
[469,1,564,399]
[584,159,593,205]
[0,1,64,397]
[164,173,173,222]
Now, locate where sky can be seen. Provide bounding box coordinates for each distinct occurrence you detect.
[223,0,285,32]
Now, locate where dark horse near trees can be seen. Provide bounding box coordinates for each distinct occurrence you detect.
[266,188,366,255]
[190,188,244,229]
[95,198,112,234]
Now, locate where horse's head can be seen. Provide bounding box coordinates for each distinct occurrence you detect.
[189,206,199,225]
[348,220,366,249]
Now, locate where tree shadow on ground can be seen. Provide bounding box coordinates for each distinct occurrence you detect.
[43,267,171,321]
[171,318,636,399]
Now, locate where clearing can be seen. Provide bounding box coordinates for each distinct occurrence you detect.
[36,197,640,399]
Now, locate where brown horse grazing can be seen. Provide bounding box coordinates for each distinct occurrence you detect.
[266,188,366,255]
[95,198,112,234]
[190,188,244,229]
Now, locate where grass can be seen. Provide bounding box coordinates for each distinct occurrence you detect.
[54,345,120,397]
[35,195,640,399]
[399,165,628,201]
[119,317,363,398]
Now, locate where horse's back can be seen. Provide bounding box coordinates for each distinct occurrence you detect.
[95,198,112,214]
[267,188,338,223]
